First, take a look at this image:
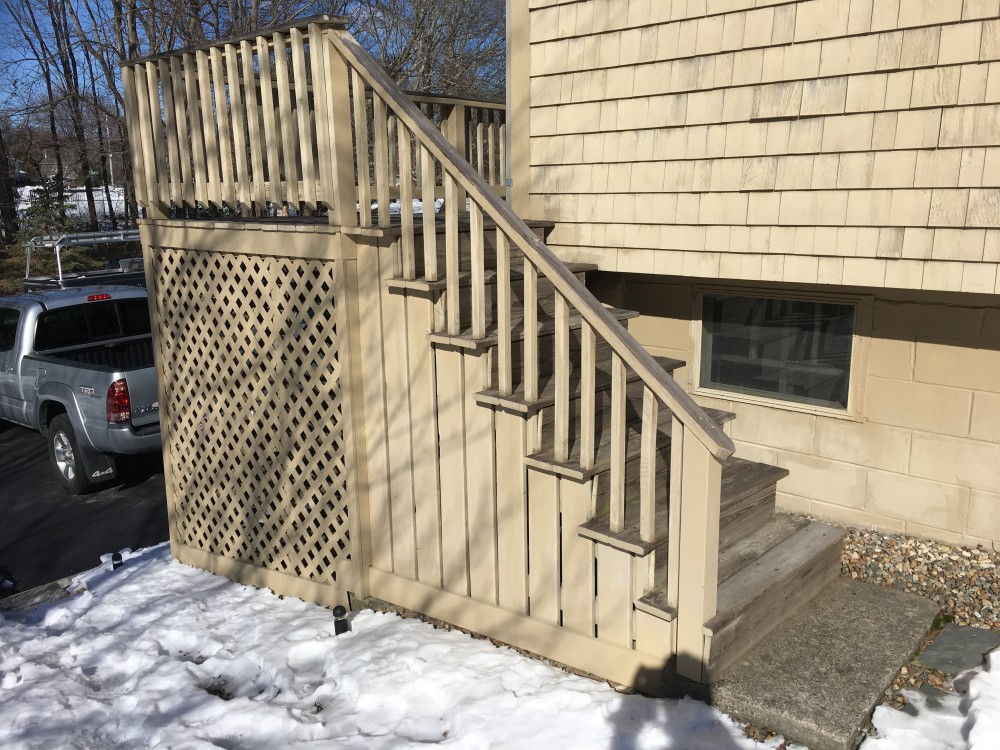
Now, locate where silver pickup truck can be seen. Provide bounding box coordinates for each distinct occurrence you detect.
[0,286,161,493]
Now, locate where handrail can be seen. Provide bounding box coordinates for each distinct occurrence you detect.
[330,29,735,461]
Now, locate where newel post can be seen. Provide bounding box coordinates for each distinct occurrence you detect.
[441,103,468,209]
[673,426,723,683]
[324,31,359,227]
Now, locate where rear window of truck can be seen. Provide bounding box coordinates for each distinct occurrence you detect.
[34,299,151,351]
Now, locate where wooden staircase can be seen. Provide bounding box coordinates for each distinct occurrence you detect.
[122,16,846,687]
[384,214,845,681]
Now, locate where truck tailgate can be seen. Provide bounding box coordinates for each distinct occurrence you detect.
[125,366,160,428]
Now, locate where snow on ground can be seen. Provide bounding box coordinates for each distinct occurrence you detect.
[0,545,992,749]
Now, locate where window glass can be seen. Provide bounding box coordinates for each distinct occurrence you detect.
[0,308,19,352]
[700,294,855,409]
[34,299,151,351]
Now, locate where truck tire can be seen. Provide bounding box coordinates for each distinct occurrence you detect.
[47,414,93,494]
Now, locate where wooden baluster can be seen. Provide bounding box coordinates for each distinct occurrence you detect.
[476,120,489,182]
[272,32,298,209]
[388,115,398,190]
[165,58,190,208]
[195,51,221,207]
[224,44,250,212]
[487,117,497,186]
[639,386,657,543]
[129,64,159,207]
[420,145,437,282]
[241,40,266,212]
[209,47,235,208]
[497,230,513,395]
[499,122,507,195]
[290,28,316,210]
[156,59,181,206]
[373,95,390,228]
[554,291,570,462]
[523,259,538,403]
[120,66,148,208]
[350,69,372,226]
[580,322,596,471]
[398,122,415,279]
[143,61,169,203]
[308,24,333,212]
[470,202,485,339]
[181,54,205,207]
[667,416,683,613]
[610,353,626,533]
[445,171,460,334]
[256,36,282,209]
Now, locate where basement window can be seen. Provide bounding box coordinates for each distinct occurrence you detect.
[699,293,855,409]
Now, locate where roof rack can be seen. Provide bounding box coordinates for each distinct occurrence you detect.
[24,230,141,287]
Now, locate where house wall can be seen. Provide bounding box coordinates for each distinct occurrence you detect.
[590,272,1000,550]
[515,0,1000,294]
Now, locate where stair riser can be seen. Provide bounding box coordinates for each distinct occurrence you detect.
[405,223,548,278]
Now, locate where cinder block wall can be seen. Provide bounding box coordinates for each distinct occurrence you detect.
[519,0,1000,294]
[593,274,1000,550]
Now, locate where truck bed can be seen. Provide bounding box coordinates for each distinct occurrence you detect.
[39,337,155,371]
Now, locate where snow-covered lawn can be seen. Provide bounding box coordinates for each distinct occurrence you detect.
[0,545,991,749]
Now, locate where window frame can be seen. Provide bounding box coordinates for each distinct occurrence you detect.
[690,285,872,420]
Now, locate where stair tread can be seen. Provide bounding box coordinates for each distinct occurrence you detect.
[717,512,811,583]
[709,520,845,629]
[476,354,685,412]
[428,305,640,349]
[580,457,788,556]
[387,261,598,292]
[527,404,735,479]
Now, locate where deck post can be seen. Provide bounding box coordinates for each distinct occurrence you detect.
[325,33,359,227]
[673,435,723,683]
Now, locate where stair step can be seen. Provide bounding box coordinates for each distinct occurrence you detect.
[524,402,735,481]
[476,354,685,413]
[385,261,597,293]
[381,214,553,278]
[427,305,640,351]
[577,457,787,557]
[719,458,788,549]
[706,520,845,677]
[717,512,811,583]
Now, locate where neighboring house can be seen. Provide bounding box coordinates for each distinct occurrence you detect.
[507,0,1000,552]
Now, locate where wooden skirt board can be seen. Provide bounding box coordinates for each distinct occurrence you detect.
[370,567,674,694]
[148,246,359,596]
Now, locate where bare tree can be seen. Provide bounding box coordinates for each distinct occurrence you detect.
[346,0,506,99]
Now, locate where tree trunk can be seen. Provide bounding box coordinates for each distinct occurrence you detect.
[0,125,19,243]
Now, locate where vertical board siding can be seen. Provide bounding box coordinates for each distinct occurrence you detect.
[382,283,418,580]
[495,409,529,614]
[357,241,394,573]
[436,346,470,596]
[526,469,560,625]
[559,477,595,636]
[405,292,444,588]
[464,352,499,604]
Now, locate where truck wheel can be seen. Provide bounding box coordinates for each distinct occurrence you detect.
[48,415,92,494]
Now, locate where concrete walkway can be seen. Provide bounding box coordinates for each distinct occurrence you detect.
[712,578,939,750]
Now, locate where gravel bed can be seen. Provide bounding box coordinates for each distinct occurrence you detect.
[841,527,1000,630]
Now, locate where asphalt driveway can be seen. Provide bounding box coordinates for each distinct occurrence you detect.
[0,420,168,592]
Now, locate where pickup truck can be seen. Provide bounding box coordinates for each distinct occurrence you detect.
[0,286,161,493]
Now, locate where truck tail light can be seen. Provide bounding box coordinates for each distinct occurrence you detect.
[107,379,131,423]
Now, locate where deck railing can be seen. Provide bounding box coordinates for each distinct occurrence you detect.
[123,15,736,682]
[122,16,504,218]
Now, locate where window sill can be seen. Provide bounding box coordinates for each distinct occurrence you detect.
[692,385,864,422]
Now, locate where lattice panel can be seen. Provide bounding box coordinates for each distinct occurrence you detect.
[151,248,353,587]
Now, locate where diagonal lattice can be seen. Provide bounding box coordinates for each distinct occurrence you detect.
[151,248,352,585]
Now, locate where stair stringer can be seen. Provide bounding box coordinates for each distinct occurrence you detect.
[357,235,681,693]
